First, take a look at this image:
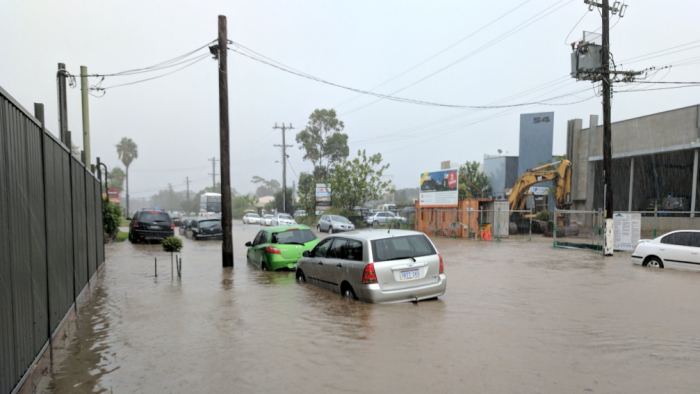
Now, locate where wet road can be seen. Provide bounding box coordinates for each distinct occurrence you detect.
[38,225,700,393]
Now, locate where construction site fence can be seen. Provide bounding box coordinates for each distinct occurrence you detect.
[552,209,604,251]
[414,208,534,242]
[621,210,700,239]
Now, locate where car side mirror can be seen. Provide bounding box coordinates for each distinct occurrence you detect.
[245,241,252,247]
[302,251,310,258]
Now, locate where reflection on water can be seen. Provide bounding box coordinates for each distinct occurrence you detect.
[37,231,700,393]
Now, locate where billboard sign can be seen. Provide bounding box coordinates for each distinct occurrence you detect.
[315,183,332,214]
[419,169,459,207]
[103,190,120,203]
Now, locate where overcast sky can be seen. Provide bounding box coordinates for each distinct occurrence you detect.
[2,0,699,198]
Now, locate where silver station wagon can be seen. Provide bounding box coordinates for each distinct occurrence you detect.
[295,229,446,303]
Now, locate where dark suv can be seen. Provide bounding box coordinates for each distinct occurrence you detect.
[128,209,174,243]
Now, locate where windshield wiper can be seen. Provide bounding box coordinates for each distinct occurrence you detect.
[384,256,417,262]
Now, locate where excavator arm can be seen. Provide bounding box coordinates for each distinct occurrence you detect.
[508,160,572,212]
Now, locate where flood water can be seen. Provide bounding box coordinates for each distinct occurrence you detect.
[38,225,700,393]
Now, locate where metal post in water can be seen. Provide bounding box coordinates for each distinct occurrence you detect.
[553,208,557,248]
[155,257,157,277]
[654,205,657,239]
[529,208,533,242]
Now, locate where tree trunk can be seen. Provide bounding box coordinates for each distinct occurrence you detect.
[126,166,130,217]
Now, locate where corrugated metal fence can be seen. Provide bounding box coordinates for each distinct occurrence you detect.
[0,85,104,394]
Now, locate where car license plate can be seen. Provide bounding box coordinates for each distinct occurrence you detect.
[400,269,420,280]
[149,225,160,229]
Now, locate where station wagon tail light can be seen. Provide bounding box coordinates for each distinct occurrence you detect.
[134,221,139,228]
[266,246,281,255]
[439,254,444,275]
[170,223,175,229]
[362,263,377,284]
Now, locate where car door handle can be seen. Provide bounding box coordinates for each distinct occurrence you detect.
[318,261,323,265]
[336,263,342,268]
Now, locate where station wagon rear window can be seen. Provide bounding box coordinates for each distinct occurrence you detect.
[371,235,436,262]
[272,229,317,245]
[138,212,171,223]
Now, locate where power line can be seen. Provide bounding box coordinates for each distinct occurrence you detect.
[229,47,593,109]
[92,54,210,92]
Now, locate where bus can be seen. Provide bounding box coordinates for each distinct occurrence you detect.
[200,193,222,216]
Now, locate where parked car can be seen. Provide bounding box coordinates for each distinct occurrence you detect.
[317,215,355,233]
[261,214,274,226]
[128,209,174,243]
[186,218,223,240]
[632,230,700,272]
[366,211,406,228]
[171,213,184,226]
[270,213,296,226]
[243,213,262,224]
[245,225,320,271]
[295,229,446,303]
[293,209,307,218]
[178,217,192,235]
[661,195,691,212]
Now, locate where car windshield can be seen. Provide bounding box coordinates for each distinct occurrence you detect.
[371,235,436,262]
[271,229,317,244]
[331,215,350,223]
[139,212,171,223]
[199,220,220,229]
[279,214,294,220]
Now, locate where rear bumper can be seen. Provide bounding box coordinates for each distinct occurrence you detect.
[268,255,302,271]
[195,233,223,240]
[132,230,174,241]
[631,255,645,265]
[355,274,447,304]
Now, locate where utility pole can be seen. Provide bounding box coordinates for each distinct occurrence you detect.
[273,122,294,213]
[80,65,91,167]
[208,157,219,191]
[576,0,633,256]
[168,183,174,212]
[57,63,69,146]
[184,176,191,213]
[215,15,233,267]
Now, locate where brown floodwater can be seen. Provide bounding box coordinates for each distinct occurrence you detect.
[37,225,700,393]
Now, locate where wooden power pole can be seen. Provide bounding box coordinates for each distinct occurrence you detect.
[217,15,233,267]
[273,123,294,213]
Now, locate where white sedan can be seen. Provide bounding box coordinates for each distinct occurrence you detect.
[270,213,296,226]
[261,214,274,226]
[242,213,261,224]
[632,230,700,272]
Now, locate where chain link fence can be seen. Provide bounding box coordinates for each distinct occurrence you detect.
[553,209,603,251]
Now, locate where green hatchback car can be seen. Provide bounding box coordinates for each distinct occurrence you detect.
[246,225,320,271]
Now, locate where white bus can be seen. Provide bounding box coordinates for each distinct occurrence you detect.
[200,193,222,216]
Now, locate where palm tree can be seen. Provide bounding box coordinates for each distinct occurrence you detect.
[116,137,138,217]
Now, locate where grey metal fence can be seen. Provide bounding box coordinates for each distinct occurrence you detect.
[553,209,604,251]
[0,85,104,394]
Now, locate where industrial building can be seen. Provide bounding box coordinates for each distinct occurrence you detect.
[566,104,700,227]
[483,154,519,199]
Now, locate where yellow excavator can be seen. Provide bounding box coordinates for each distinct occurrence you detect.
[508,160,578,236]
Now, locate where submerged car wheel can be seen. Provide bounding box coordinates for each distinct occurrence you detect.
[341,283,357,300]
[261,261,268,271]
[296,269,306,282]
[317,225,322,233]
[644,256,664,268]
[329,227,334,234]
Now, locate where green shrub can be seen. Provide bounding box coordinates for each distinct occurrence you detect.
[536,210,551,222]
[162,236,183,253]
[102,198,123,237]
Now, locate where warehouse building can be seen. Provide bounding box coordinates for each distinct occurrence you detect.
[483,154,519,199]
[566,104,700,224]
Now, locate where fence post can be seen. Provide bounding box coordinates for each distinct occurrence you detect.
[496,208,501,242]
[67,131,78,315]
[553,207,557,248]
[529,208,533,242]
[654,205,657,238]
